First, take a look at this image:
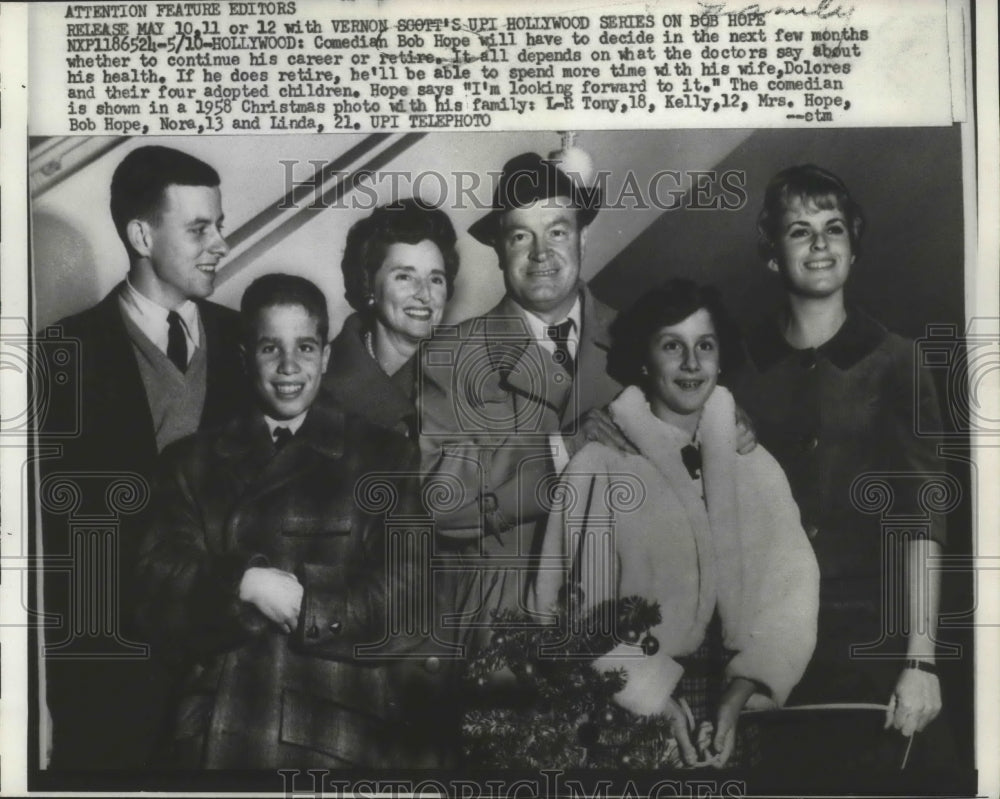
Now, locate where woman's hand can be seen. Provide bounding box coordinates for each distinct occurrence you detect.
[885,667,942,737]
[710,677,758,767]
[662,696,700,766]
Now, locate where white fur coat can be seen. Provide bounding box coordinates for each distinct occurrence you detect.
[532,385,819,711]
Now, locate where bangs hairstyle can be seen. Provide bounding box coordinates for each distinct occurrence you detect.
[110,145,220,252]
[756,164,866,259]
[608,279,743,388]
[341,199,459,313]
[240,273,330,346]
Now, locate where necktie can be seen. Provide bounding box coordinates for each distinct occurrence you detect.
[546,319,575,374]
[167,311,188,373]
[273,426,293,451]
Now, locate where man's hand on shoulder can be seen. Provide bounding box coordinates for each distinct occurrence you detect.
[565,407,638,460]
[734,403,758,455]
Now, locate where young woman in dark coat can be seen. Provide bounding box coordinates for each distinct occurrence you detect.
[733,165,953,771]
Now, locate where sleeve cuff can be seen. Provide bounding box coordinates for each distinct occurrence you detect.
[592,643,684,716]
[295,563,354,656]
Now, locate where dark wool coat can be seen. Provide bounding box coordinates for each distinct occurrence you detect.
[39,286,246,769]
[322,312,418,439]
[733,310,947,704]
[136,394,455,769]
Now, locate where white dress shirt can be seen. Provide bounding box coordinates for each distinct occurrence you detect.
[265,411,308,440]
[119,277,200,362]
[521,297,581,361]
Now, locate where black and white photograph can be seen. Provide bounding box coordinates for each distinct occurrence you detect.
[1,1,997,797]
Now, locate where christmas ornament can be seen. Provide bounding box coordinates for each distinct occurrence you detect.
[460,596,694,769]
[548,131,596,187]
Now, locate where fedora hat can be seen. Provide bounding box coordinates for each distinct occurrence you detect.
[468,152,600,245]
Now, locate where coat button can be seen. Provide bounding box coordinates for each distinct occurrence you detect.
[805,524,819,540]
[804,436,819,451]
[424,656,441,674]
[328,620,343,634]
[801,351,818,370]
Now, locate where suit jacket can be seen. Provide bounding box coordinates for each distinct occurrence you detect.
[419,284,621,644]
[39,285,246,769]
[46,285,246,479]
[136,394,453,769]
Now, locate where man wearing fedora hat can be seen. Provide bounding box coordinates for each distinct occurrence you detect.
[419,152,627,652]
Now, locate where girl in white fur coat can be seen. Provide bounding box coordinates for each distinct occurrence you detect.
[532,280,819,767]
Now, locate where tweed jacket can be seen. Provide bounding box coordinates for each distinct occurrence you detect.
[418,285,621,639]
[419,284,621,545]
[136,394,453,768]
[532,386,819,709]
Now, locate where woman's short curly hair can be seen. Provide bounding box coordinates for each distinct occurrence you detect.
[756,164,865,260]
[608,279,743,389]
[341,199,459,313]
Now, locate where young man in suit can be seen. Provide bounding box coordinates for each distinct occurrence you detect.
[41,145,246,768]
[137,274,451,769]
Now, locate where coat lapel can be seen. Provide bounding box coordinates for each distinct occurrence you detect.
[323,313,415,434]
[97,287,160,459]
[482,297,569,417]
[698,387,743,633]
[561,286,617,426]
[198,300,245,430]
[610,386,719,625]
[214,398,347,520]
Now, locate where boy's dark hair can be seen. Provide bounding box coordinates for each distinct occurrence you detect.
[341,199,459,313]
[240,273,330,346]
[110,146,220,254]
[609,279,742,388]
[756,164,865,259]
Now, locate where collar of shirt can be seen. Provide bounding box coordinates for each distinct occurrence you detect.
[521,296,582,359]
[119,277,201,355]
[264,411,308,439]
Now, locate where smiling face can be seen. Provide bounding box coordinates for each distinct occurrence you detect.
[497,197,585,323]
[130,184,229,309]
[769,196,855,300]
[247,303,330,421]
[644,308,720,432]
[371,239,448,344]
